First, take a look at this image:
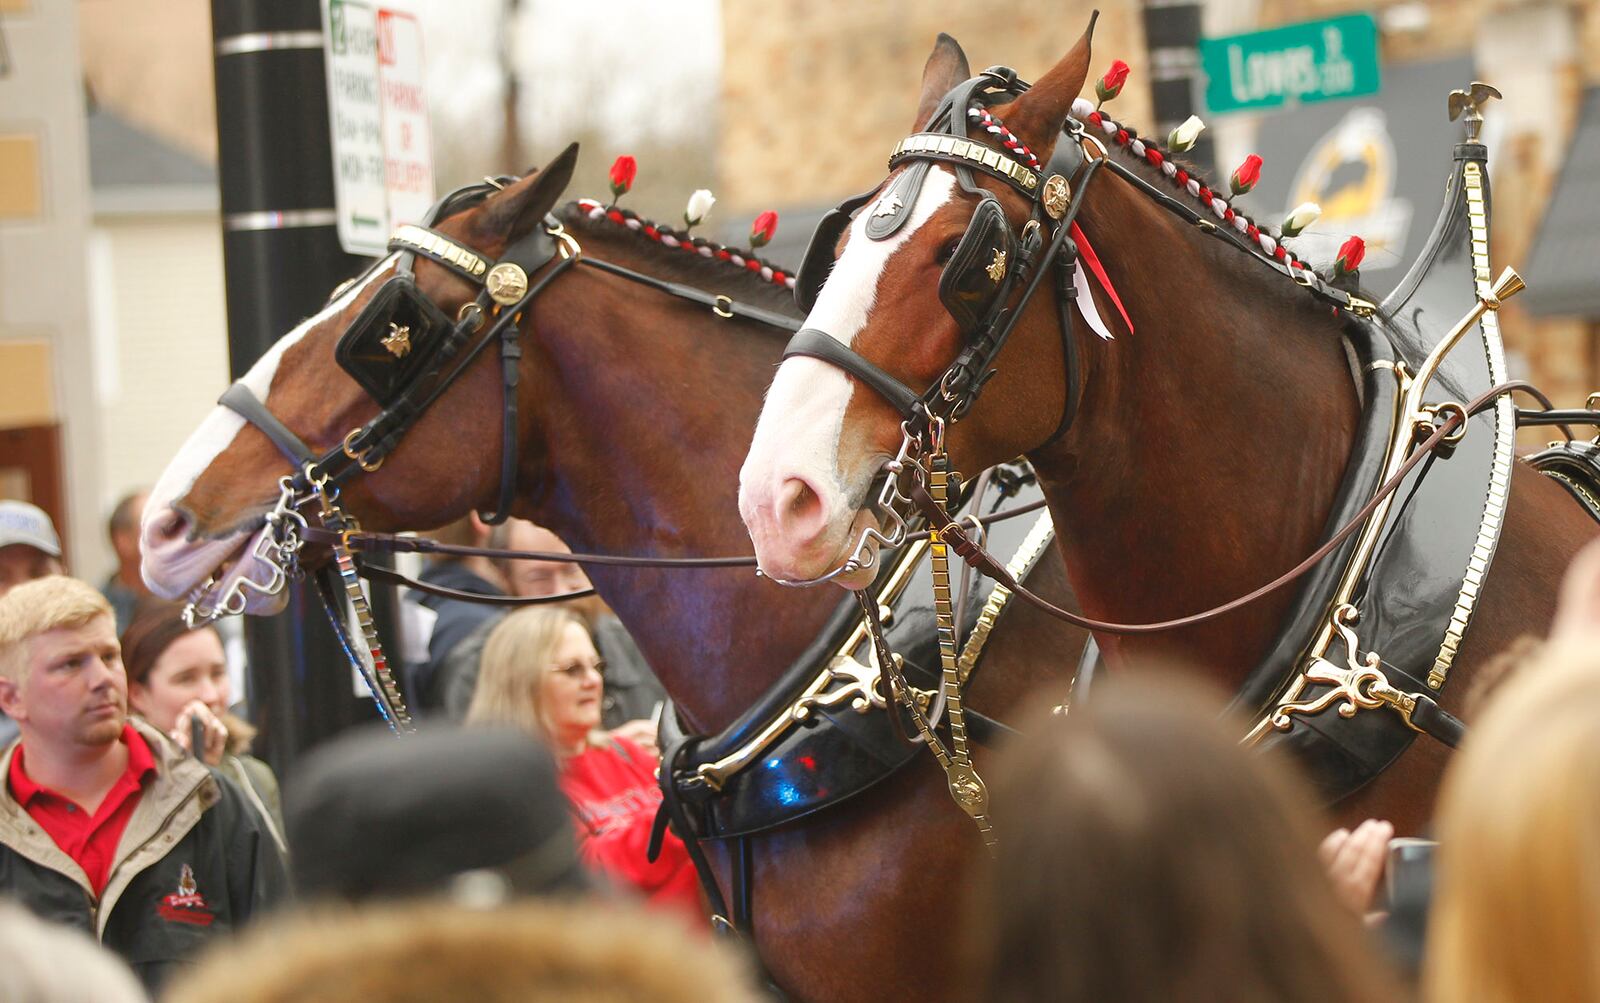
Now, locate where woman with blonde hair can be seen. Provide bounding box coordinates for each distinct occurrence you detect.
[1424,641,1600,1003]
[468,607,700,921]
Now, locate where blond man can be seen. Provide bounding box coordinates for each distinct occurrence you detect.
[0,576,287,996]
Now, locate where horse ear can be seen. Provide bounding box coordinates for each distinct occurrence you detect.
[991,14,1097,155]
[912,34,972,131]
[477,141,581,247]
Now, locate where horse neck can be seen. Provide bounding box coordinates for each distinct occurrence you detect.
[517,230,839,732]
[1033,171,1359,681]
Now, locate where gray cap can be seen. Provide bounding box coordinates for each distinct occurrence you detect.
[0,501,62,557]
[286,725,590,903]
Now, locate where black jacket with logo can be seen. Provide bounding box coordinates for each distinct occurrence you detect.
[0,719,289,994]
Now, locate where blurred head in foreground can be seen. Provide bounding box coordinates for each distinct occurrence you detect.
[1425,639,1600,1003]
[977,671,1401,1003]
[286,725,586,903]
[163,898,761,1003]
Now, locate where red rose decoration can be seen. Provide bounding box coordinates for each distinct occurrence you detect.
[750,210,778,248]
[1095,59,1130,105]
[608,155,637,199]
[1335,235,1366,275]
[1229,154,1263,196]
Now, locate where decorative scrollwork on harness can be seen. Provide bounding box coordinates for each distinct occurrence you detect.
[793,653,891,720]
[1272,604,1424,732]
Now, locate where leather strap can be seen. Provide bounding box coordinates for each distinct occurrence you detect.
[579,257,802,333]
[218,383,317,466]
[905,380,1519,637]
[357,564,596,606]
[649,735,739,931]
[783,328,924,417]
[1408,692,1465,748]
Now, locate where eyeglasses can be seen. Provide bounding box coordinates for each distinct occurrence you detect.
[550,659,605,679]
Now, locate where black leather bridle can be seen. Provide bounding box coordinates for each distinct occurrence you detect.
[784,65,1378,449]
[221,176,574,525]
[784,66,1100,444]
[184,167,802,656]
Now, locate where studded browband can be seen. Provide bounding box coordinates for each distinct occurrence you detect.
[888,134,1042,197]
[388,223,540,309]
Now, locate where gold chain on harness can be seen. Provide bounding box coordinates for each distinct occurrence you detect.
[858,425,997,852]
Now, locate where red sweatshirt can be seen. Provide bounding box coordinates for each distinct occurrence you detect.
[559,737,703,922]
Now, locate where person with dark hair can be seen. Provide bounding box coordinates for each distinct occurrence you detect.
[119,602,283,849]
[403,514,507,711]
[0,576,287,995]
[976,671,1403,1003]
[99,490,150,633]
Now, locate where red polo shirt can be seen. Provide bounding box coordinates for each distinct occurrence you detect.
[8,724,156,896]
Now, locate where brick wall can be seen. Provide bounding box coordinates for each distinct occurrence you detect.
[717,2,1151,214]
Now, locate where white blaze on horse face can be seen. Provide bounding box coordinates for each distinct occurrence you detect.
[142,256,401,599]
[740,168,956,578]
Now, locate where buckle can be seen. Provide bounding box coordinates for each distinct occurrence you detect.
[342,429,384,472]
[1345,295,1377,318]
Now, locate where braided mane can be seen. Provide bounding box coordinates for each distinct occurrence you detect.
[567,199,798,305]
[1066,98,1313,277]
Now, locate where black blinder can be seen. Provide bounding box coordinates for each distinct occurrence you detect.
[795,188,878,314]
[939,197,1017,335]
[335,278,453,405]
[795,209,851,314]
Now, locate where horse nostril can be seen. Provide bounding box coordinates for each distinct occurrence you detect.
[776,477,827,539]
[149,508,190,546]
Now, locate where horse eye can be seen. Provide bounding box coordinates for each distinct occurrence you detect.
[935,237,961,265]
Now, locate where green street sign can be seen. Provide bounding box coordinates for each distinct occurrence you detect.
[1199,14,1380,116]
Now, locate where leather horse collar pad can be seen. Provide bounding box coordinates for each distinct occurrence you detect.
[1236,138,1519,797]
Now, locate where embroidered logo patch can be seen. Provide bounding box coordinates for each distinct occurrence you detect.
[157,863,215,927]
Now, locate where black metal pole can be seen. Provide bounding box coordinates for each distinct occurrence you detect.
[1143,0,1214,175]
[210,0,385,777]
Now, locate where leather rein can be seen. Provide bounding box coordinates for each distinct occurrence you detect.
[905,381,1543,637]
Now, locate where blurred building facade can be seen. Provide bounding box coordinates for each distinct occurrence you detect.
[0,1,101,574]
[718,0,1600,432]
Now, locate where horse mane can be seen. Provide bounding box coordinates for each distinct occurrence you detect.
[556,200,800,316]
[1074,103,1389,333]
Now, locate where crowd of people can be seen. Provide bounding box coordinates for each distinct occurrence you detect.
[0,490,1598,1000]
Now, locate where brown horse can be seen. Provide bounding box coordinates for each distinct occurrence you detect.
[738,24,1599,835]
[138,149,1087,999]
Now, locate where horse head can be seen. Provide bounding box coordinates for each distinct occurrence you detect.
[740,24,1097,586]
[141,145,580,615]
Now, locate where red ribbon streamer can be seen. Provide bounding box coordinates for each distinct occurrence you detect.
[1069,222,1134,336]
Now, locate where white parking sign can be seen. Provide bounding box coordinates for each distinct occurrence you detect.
[322,0,435,256]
